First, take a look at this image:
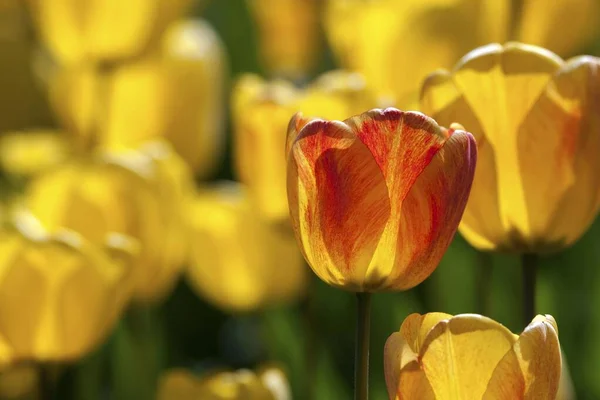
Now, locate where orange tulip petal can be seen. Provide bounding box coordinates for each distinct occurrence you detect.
[287,119,390,289]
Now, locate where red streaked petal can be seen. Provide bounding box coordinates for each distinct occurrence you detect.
[285,112,318,159]
[287,119,390,289]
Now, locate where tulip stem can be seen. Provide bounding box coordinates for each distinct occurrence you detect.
[522,253,538,326]
[38,363,55,400]
[354,292,371,400]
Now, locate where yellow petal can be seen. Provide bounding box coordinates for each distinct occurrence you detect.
[418,314,517,399]
[0,131,69,178]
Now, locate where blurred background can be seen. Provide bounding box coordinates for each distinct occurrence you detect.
[0,0,599,399]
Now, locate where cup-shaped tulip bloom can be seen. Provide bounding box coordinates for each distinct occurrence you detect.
[0,131,68,178]
[286,108,476,291]
[0,216,135,361]
[157,366,290,400]
[384,313,561,399]
[186,182,306,313]
[25,142,193,303]
[421,43,600,253]
[50,19,227,177]
[28,0,191,64]
[324,0,598,108]
[233,71,385,221]
[247,0,321,79]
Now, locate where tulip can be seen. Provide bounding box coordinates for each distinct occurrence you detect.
[286,107,476,292]
[49,19,227,177]
[186,181,306,313]
[0,131,68,178]
[384,313,561,399]
[421,42,600,253]
[0,213,135,361]
[24,142,193,303]
[157,366,291,400]
[232,71,385,222]
[28,0,191,65]
[323,0,598,108]
[247,0,321,80]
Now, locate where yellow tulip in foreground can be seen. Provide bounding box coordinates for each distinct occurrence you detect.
[157,366,290,400]
[186,182,306,312]
[0,214,135,361]
[29,0,191,64]
[286,108,476,292]
[233,71,385,222]
[384,313,561,399]
[247,0,321,79]
[421,43,600,253]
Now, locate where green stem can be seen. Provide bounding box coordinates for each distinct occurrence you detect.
[354,292,371,400]
[302,277,317,400]
[522,253,538,326]
[38,363,55,400]
[476,252,493,315]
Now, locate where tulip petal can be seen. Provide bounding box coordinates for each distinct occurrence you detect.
[287,120,390,289]
[527,57,600,247]
[451,43,562,240]
[484,315,561,399]
[418,314,517,399]
[421,71,504,251]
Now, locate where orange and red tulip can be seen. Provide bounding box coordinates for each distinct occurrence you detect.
[286,108,477,292]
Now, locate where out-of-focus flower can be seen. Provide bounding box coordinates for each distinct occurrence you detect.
[0,214,135,361]
[286,108,476,292]
[232,71,385,222]
[0,131,68,178]
[0,364,37,400]
[28,0,191,65]
[421,42,600,253]
[247,0,321,80]
[24,142,193,303]
[0,0,52,133]
[186,181,306,313]
[157,366,291,400]
[324,0,598,109]
[384,313,561,399]
[49,19,227,177]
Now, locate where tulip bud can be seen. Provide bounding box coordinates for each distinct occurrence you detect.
[421,42,600,253]
[384,313,562,399]
[286,107,476,292]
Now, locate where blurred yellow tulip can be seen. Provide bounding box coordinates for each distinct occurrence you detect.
[0,131,68,178]
[324,0,599,108]
[232,71,386,222]
[49,19,227,177]
[186,182,307,313]
[24,142,193,303]
[157,366,291,400]
[29,0,191,65]
[247,0,321,80]
[0,214,135,361]
[0,364,37,400]
[421,43,600,253]
[384,313,561,399]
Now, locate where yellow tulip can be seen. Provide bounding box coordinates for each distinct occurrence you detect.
[29,0,191,64]
[324,0,598,108]
[157,366,290,400]
[247,0,321,79]
[24,142,193,303]
[186,181,306,313]
[0,214,135,361]
[232,70,385,221]
[286,108,476,292]
[0,131,68,178]
[384,313,561,399]
[421,43,600,253]
[49,19,227,177]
